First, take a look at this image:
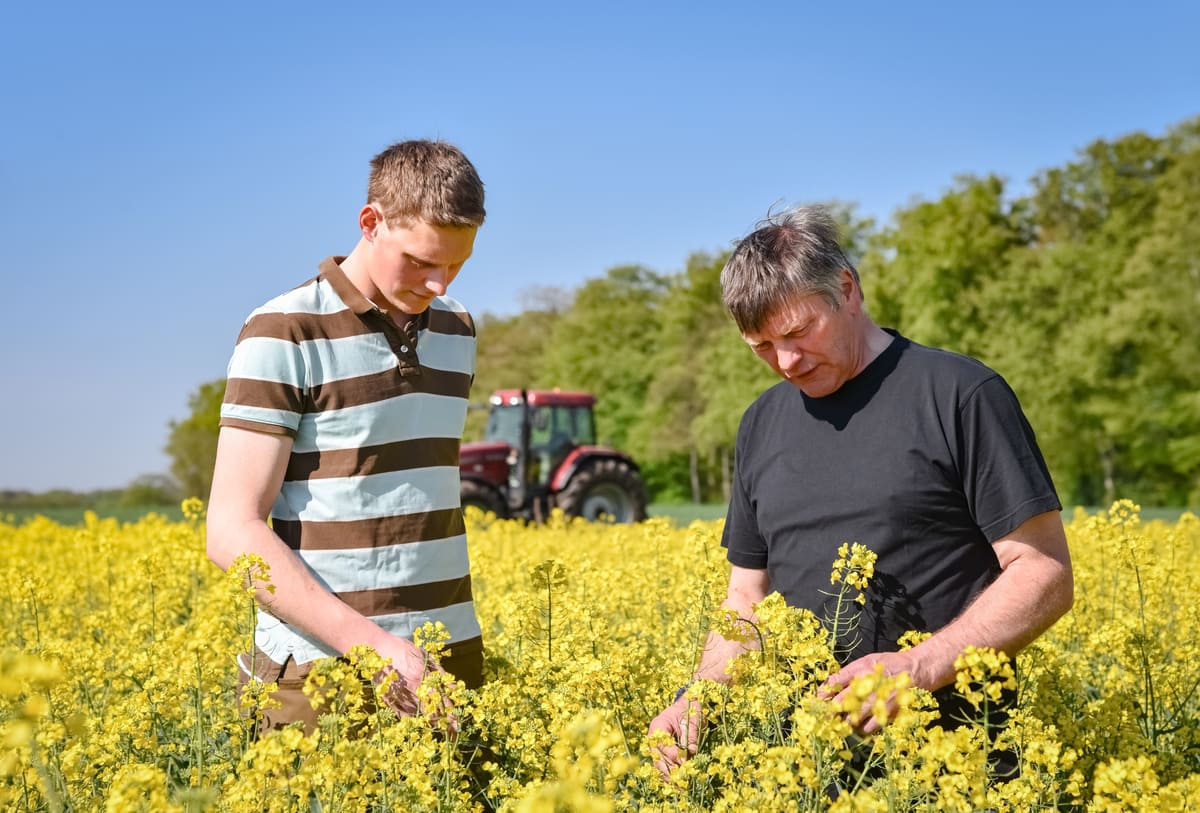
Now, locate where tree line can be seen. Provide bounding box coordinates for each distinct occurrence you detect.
[165,115,1200,508]
[0,474,180,513]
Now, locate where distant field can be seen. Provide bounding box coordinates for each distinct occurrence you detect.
[1,504,184,525]
[647,502,728,524]
[1,502,1192,528]
[1,503,722,527]
[649,503,1197,526]
[1067,505,1197,522]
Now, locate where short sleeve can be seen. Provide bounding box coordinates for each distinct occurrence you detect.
[219,314,307,437]
[957,375,1061,541]
[721,414,769,569]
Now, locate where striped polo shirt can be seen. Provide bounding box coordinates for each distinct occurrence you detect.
[220,257,483,680]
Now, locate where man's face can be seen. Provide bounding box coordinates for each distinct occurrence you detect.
[741,276,865,398]
[369,216,477,314]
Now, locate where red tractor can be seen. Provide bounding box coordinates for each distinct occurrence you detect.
[458,389,648,523]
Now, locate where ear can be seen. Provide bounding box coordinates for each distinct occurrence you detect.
[840,268,863,310]
[358,205,383,241]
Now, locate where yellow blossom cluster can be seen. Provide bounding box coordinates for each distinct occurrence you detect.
[0,501,1197,811]
[830,542,877,602]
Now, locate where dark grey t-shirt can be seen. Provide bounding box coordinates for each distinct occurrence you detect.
[722,331,1061,664]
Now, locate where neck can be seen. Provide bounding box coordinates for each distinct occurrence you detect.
[854,321,893,376]
[865,322,893,358]
[338,238,378,303]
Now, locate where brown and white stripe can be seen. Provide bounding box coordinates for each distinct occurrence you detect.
[222,258,482,670]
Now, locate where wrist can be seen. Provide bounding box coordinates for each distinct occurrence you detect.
[329,616,393,658]
[905,638,957,692]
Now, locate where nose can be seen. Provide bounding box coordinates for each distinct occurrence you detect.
[423,268,449,296]
[776,343,803,376]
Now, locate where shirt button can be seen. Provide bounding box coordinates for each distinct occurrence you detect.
[400,346,410,353]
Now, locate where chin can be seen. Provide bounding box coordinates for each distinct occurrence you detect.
[395,298,432,314]
[791,379,835,398]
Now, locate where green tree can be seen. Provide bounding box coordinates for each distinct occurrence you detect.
[692,324,778,501]
[165,379,226,500]
[975,126,1188,505]
[631,252,729,502]
[1102,140,1200,503]
[467,289,566,441]
[1019,129,1169,504]
[862,175,1027,357]
[119,473,181,507]
[536,265,667,455]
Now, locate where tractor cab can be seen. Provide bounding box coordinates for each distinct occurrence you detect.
[486,390,596,485]
[460,389,647,523]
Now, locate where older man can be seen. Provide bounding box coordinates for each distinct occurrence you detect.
[649,205,1073,777]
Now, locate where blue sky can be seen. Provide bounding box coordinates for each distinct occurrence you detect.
[3,1,1198,492]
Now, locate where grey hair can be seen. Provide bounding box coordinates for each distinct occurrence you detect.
[720,205,859,334]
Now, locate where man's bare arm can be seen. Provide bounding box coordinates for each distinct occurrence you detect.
[690,565,773,682]
[648,565,771,772]
[824,510,1074,729]
[206,427,432,698]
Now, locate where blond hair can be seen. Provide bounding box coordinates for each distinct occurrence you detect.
[367,140,486,227]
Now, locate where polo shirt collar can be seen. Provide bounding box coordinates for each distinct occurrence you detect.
[319,256,429,332]
[320,256,375,316]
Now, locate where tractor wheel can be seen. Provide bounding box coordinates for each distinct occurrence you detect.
[556,458,647,523]
[460,480,508,519]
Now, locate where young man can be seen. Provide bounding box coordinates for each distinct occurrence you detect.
[649,205,1073,777]
[207,140,486,734]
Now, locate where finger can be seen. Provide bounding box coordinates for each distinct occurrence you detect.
[866,692,900,735]
[385,696,418,717]
[387,691,418,717]
[383,676,420,716]
[652,744,681,779]
[852,691,877,726]
[376,663,425,702]
[656,742,679,764]
[373,664,399,686]
[428,689,461,732]
[685,718,700,756]
[818,677,845,699]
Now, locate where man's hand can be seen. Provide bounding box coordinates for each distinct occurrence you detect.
[372,635,450,721]
[820,511,1075,738]
[819,651,917,735]
[648,694,703,778]
[646,567,770,778]
[373,662,420,717]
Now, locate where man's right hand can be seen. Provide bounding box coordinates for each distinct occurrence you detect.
[373,635,447,719]
[208,428,459,726]
[646,567,771,778]
[648,694,702,778]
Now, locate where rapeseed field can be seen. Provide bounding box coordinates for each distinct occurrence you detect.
[2,500,1197,811]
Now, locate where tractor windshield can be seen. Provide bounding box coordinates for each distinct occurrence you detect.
[485,405,525,449]
[486,403,597,450]
[531,405,596,449]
